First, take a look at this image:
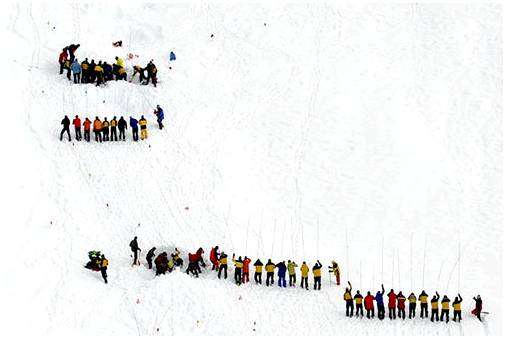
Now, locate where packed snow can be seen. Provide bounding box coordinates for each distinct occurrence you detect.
[0,1,501,336]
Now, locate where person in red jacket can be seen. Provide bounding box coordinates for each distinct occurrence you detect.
[186,247,205,277]
[83,118,91,142]
[209,246,219,271]
[242,256,251,283]
[59,48,68,74]
[364,291,375,319]
[72,115,81,141]
[387,289,397,320]
[397,291,406,320]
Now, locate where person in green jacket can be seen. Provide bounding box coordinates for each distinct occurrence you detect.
[287,260,298,287]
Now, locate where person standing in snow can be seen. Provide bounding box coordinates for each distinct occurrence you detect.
[276,261,287,288]
[328,261,340,285]
[102,117,110,141]
[232,254,243,285]
[71,59,81,84]
[408,292,417,319]
[83,117,91,142]
[265,259,275,286]
[440,295,451,323]
[72,115,81,141]
[430,292,440,322]
[129,236,140,266]
[60,115,71,141]
[364,291,375,319]
[209,246,220,271]
[218,252,228,279]
[242,256,251,283]
[94,116,104,142]
[146,247,156,270]
[387,289,397,320]
[129,116,139,141]
[118,116,127,141]
[144,60,158,87]
[154,105,164,129]
[287,260,298,287]
[169,51,176,61]
[343,281,353,317]
[253,259,263,284]
[312,260,322,290]
[397,291,406,320]
[139,115,148,140]
[186,247,205,277]
[472,295,482,321]
[81,58,90,83]
[59,48,68,75]
[300,261,309,290]
[419,290,429,318]
[95,61,104,87]
[452,294,463,322]
[110,116,118,141]
[375,285,386,320]
[100,254,108,284]
[354,290,364,317]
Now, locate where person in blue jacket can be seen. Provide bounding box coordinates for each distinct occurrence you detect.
[276,261,287,288]
[71,59,82,84]
[129,116,139,141]
[375,284,386,320]
[154,105,164,129]
[169,51,176,61]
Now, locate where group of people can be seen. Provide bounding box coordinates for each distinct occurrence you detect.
[59,105,165,142]
[58,43,158,87]
[127,239,342,291]
[343,282,484,322]
[86,238,484,324]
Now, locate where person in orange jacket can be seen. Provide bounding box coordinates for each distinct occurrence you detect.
[83,117,91,142]
[72,115,81,141]
[93,117,102,142]
[242,256,251,283]
[364,291,375,319]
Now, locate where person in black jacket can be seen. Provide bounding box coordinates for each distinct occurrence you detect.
[129,236,140,266]
[67,43,80,63]
[472,295,482,321]
[146,247,156,269]
[89,60,97,83]
[144,60,158,87]
[60,115,71,141]
[103,62,113,81]
[118,116,127,141]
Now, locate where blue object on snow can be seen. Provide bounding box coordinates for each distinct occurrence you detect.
[129,117,138,128]
[71,60,81,73]
[157,108,164,121]
[169,51,176,61]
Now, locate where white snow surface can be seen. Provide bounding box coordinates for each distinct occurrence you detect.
[0,1,502,336]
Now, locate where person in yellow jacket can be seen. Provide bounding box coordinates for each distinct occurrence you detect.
[253,259,263,285]
[99,254,108,284]
[344,281,353,317]
[115,56,125,68]
[265,259,275,286]
[354,290,364,317]
[102,117,110,141]
[300,261,309,290]
[312,260,322,290]
[232,254,243,285]
[139,115,148,140]
[95,61,104,86]
[328,261,340,285]
[430,292,440,322]
[440,295,451,323]
[116,67,127,81]
[419,290,428,318]
[218,252,228,279]
[452,294,463,322]
[110,116,118,141]
[408,292,417,319]
[287,260,298,287]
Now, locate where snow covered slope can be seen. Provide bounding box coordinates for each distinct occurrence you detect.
[0,1,501,335]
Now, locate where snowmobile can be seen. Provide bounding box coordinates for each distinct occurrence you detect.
[84,250,102,271]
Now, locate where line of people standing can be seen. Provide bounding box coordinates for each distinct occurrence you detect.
[343,282,483,322]
[59,106,164,142]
